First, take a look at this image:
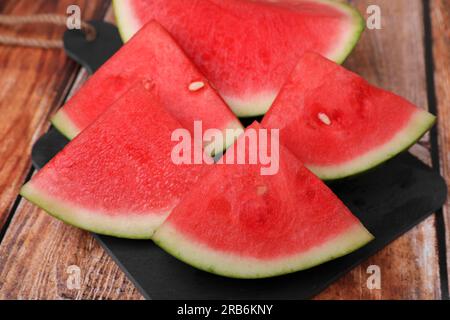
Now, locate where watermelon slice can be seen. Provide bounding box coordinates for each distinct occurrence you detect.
[52,21,243,150]
[113,0,364,117]
[262,53,436,180]
[153,123,373,278]
[21,82,207,239]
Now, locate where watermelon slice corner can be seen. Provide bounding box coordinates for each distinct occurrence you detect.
[153,123,374,279]
[153,221,373,279]
[112,0,365,117]
[51,108,81,140]
[20,181,167,239]
[50,20,244,153]
[22,82,209,240]
[262,52,436,180]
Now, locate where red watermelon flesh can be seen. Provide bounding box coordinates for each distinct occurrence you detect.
[21,82,207,239]
[113,0,364,117]
[52,21,243,149]
[262,52,436,180]
[153,122,373,278]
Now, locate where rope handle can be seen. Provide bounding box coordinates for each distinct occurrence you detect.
[0,14,96,49]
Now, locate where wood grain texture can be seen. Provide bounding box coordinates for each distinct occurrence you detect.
[0,200,143,300]
[0,67,144,300]
[430,0,450,294]
[0,0,445,300]
[316,0,441,299]
[0,4,144,299]
[0,0,109,231]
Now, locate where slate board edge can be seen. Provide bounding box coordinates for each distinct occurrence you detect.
[94,234,153,300]
[94,195,444,300]
[26,21,448,300]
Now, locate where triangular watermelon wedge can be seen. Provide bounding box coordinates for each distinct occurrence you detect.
[52,21,243,151]
[153,123,373,278]
[113,0,364,117]
[262,52,436,180]
[21,82,208,239]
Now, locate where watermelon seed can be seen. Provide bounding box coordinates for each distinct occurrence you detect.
[257,185,268,195]
[318,112,331,125]
[142,79,155,91]
[189,81,205,92]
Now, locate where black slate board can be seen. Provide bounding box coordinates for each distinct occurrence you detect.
[29,22,448,300]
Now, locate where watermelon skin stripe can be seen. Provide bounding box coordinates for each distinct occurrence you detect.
[20,183,169,239]
[113,0,365,117]
[153,223,373,279]
[306,110,436,180]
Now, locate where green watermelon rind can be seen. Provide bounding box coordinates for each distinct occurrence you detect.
[323,0,365,64]
[113,0,138,43]
[308,110,436,181]
[113,0,365,64]
[153,223,374,279]
[112,0,365,118]
[20,182,167,239]
[51,109,80,140]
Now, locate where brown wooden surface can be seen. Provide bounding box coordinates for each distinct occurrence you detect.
[0,0,85,230]
[0,2,143,300]
[317,0,442,300]
[430,0,450,295]
[0,67,144,300]
[0,0,448,300]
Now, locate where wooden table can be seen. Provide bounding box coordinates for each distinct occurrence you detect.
[0,0,448,300]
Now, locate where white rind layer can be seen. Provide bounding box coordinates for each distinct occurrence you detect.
[307,110,436,180]
[112,0,365,117]
[51,110,81,140]
[20,182,170,239]
[319,0,365,64]
[113,0,140,42]
[153,223,374,279]
[223,92,278,118]
[204,120,245,156]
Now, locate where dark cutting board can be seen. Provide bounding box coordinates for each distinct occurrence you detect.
[29,22,448,300]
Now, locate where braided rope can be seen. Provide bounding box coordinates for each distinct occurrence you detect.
[0,14,96,49]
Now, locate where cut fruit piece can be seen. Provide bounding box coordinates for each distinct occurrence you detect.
[153,123,373,279]
[52,21,243,150]
[262,52,436,180]
[21,83,207,239]
[113,0,364,117]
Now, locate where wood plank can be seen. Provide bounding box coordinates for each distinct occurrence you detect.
[0,3,144,299]
[0,0,109,230]
[0,0,442,300]
[0,69,144,300]
[430,0,450,295]
[0,200,143,300]
[316,0,441,299]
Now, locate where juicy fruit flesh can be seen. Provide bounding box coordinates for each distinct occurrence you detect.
[52,21,242,142]
[153,123,373,278]
[154,223,372,278]
[22,83,206,239]
[270,76,416,165]
[114,0,364,116]
[262,52,435,179]
[161,157,363,259]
